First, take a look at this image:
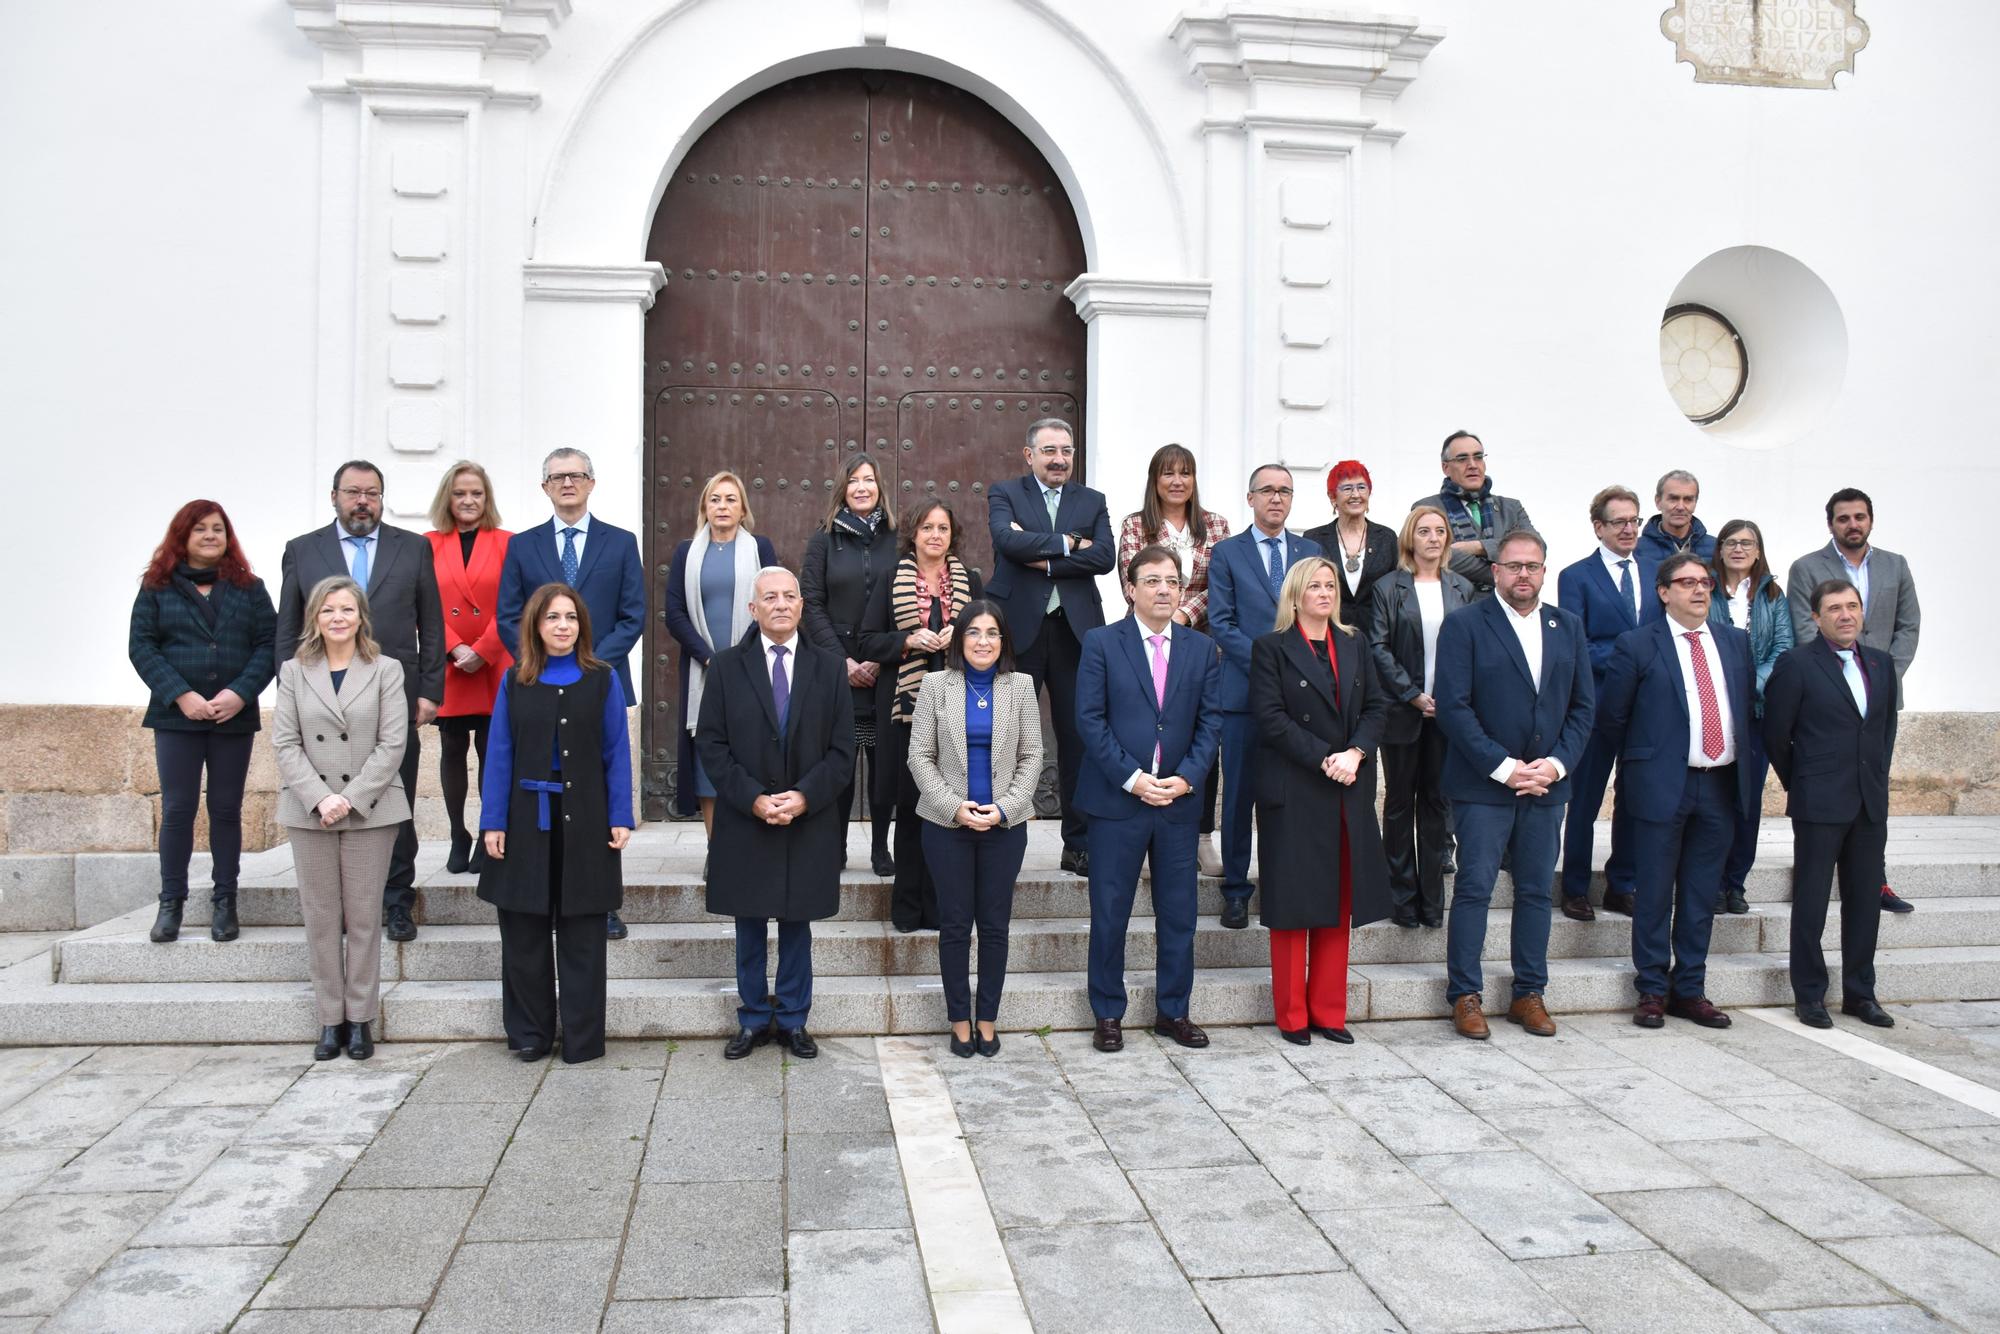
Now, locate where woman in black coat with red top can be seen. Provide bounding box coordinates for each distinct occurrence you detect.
[1250,556,1390,1045]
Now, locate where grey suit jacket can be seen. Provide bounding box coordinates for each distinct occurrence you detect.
[272,655,412,831]
[276,522,445,712]
[906,670,1044,829]
[1785,541,1919,704]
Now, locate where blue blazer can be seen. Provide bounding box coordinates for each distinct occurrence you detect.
[984,476,1114,651]
[1433,597,1596,807]
[1071,617,1223,824]
[1555,551,1662,681]
[1592,618,1760,824]
[1204,528,1322,711]
[497,517,648,706]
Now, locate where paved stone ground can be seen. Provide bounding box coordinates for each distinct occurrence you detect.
[2,1000,1999,1331]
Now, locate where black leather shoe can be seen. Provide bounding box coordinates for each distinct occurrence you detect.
[1723,889,1750,915]
[723,1026,772,1060]
[1219,899,1250,930]
[1796,1001,1834,1029]
[1392,915,1419,929]
[313,1024,347,1061]
[346,1021,374,1060]
[1439,845,1456,875]
[1842,997,1895,1027]
[1277,1027,1310,1046]
[209,895,240,943]
[606,912,628,940]
[515,1044,549,1063]
[1312,1025,1354,1044]
[149,899,183,943]
[446,830,472,875]
[1153,1016,1209,1049]
[949,1030,977,1058]
[1093,1018,1123,1053]
[467,841,489,874]
[385,905,417,942]
[977,1031,1001,1058]
[1880,886,1915,914]
[1561,895,1595,922]
[1601,889,1637,917]
[783,1027,818,1059]
[1060,848,1089,876]
[1421,915,1444,929]
[872,852,896,877]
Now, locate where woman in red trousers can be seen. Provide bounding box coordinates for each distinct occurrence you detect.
[426,461,513,873]
[1248,556,1391,1044]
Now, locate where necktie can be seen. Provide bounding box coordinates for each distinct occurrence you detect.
[346,536,370,589]
[1148,633,1168,773]
[1684,631,1724,761]
[561,527,580,587]
[770,645,790,731]
[1044,488,1061,612]
[1264,537,1284,599]
[1836,648,1868,716]
[1618,559,1635,617]
[1465,499,1483,528]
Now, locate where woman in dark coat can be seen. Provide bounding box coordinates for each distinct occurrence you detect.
[1300,459,1400,631]
[128,500,276,945]
[479,582,634,1064]
[1250,556,1389,1045]
[800,454,900,875]
[1368,505,1476,928]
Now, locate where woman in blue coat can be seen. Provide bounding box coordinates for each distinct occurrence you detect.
[1707,518,1794,914]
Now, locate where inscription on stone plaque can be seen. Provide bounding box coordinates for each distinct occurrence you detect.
[1662,0,1869,89]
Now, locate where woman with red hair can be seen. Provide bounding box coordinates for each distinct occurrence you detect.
[1302,460,1400,631]
[128,501,276,945]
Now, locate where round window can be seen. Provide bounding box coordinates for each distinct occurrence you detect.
[1660,303,1747,425]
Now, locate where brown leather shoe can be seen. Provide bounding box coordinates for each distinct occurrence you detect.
[1561,895,1596,922]
[1152,1016,1209,1049]
[1666,995,1732,1029]
[1507,993,1557,1036]
[1452,994,1490,1041]
[1633,994,1666,1029]
[1092,1018,1123,1053]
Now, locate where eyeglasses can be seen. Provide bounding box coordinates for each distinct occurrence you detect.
[1251,486,1295,499]
[337,487,383,501]
[1446,452,1486,465]
[1720,538,1759,551]
[1334,483,1370,496]
[1033,445,1075,458]
[1668,576,1717,591]
[544,472,592,486]
[1496,561,1544,575]
[1134,575,1184,590]
[1599,517,1641,530]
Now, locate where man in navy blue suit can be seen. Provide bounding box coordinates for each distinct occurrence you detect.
[1205,464,1321,929]
[1593,552,1759,1030]
[1074,545,1223,1053]
[986,419,1115,874]
[498,447,648,939]
[1554,486,1661,922]
[1433,530,1595,1041]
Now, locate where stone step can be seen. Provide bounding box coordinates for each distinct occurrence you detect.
[7,946,2000,1044]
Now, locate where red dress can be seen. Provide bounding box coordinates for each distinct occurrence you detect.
[427,528,514,718]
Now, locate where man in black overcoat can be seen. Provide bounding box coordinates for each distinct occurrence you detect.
[698,567,855,1060]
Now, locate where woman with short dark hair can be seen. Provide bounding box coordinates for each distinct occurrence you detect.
[1707,518,1793,915]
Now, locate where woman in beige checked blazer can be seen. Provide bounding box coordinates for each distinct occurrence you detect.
[906,599,1042,1058]
[273,575,411,1062]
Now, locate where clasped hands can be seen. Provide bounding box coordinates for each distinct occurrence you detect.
[906,626,953,655]
[954,800,1005,830]
[753,790,808,826]
[1319,748,1365,786]
[175,688,247,724]
[1007,520,1091,573]
[1506,758,1562,798]
[1132,773,1191,807]
[845,657,879,688]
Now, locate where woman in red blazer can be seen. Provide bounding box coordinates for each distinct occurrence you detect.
[427,461,513,873]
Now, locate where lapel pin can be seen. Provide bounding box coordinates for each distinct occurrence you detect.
[1547,618,1558,628]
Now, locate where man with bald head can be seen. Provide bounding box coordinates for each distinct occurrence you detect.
[698,567,855,1062]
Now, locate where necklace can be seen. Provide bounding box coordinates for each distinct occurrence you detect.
[1339,523,1366,573]
[968,681,992,710]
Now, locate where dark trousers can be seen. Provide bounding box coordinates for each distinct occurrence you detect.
[922,820,1028,1022]
[1018,609,1086,851]
[1448,799,1562,1002]
[1790,816,1886,1006]
[1560,728,1637,899]
[1199,756,1221,837]
[1632,766,1736,1000]
[384,724,423,911]
[736,918,813,1030]
[1381,718,1450,922]
[1219,709,1260,900]
[1086,808,1198,1020]
[154,730,255,901]
[494,804,608,1063]
[1722,732,1770,896]
[836,735,890,859]
[881,722,939,930]
[437,714,490,839]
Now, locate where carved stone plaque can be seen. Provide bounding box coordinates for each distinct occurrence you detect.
[1662,1,1869,89]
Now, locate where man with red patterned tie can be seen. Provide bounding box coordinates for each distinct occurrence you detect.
[1592,552,1761,1030]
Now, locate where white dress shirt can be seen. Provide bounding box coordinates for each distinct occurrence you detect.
[553,510,593,566]
[1722,576,1753,632]
[334,523,378,581]
[1598,545,1640,619]
[1123,619,1173,792]
[1840,546,1872,612]
[760,631,797,690]
[1415,579,1446,695]
[1670,620,1737,767]
[1489,601,1568,785]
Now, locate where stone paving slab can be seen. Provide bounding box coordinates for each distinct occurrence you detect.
[38,1102,257,1194]
[0,1190,168,1316]
[601,1297,787,1333]
[1311,1204,1575,1334]
[1003,1222,1215,1334]
[421,1238,619,1333]
[1192,1272,1406,1333]
[0,1147,72,1213]
[1128,1163,1342,1278]
[1664,1136,1947,1240]
[1827,1233,2000,1331]
[40,1242,286,1334]
[786,1227,933,1334]
[344,1100,522,1188]
[1405,1149,1654,1260]
[253,1186,480,1310]
[616,1181,784,1300]
[233,1312,423,1334]
[1872,1171,2000,1254]
[1518,1250,1770,1333]
[785,1131,911,1230]
[240,1067,419,1146]
[132,1142,362,1246]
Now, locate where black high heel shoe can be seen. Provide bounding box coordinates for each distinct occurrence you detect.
[149,898,183,943]
[446,830,473,875]
[314,1024,348,1061]
[948,1029,976,1058]
[1312,1026,1354,1044]
[976,1029,1001,1058]
[346,1020,374,1061]
[209,895,239,943]
[1277,1027,1311,1046]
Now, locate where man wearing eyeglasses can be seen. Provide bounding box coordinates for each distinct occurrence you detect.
[497,447,648,940]
[1554,486,1662,922]
[1592,553,1758,1031]
[1635,470,1716,563]
[1410,431,1537,599]
[1206,465,1322,928]
[987,419,1115,874]
[277,459,445,942]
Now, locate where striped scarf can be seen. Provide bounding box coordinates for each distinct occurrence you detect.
[889,556,971,723]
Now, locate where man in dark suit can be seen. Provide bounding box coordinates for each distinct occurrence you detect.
[498,447,649,938]
[1763,578,1899,1030]
[1594,553,1760,1030]
[986,418,1115,874]
[1074,546,1223,1053]
[1433,531,1594,1041]
[698,567,855,1061]
[277,459,445,942]
[1205,464,1321,928]
[1554,485,1661,922]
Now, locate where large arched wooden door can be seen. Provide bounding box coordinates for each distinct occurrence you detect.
[641,70,1088,818]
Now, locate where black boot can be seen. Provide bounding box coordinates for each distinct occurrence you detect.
[347,1020,374,1060]
[209,895,239,943]
[314,1023,348,1060]
[149,898,183,943]
[467,838,489,874]
[446,829,473,875]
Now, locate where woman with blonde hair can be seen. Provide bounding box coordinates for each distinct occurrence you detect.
[272,575,409,1061]
[425,460,513,873]
[663,471,777,835]
[1248,557,1389,1044]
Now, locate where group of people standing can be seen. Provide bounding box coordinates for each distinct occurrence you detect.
[129,419,1921,1064]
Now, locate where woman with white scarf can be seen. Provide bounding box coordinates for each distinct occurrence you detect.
[663,471,777,836]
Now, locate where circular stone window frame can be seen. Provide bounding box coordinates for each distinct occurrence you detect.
[1660,301,1748,426]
